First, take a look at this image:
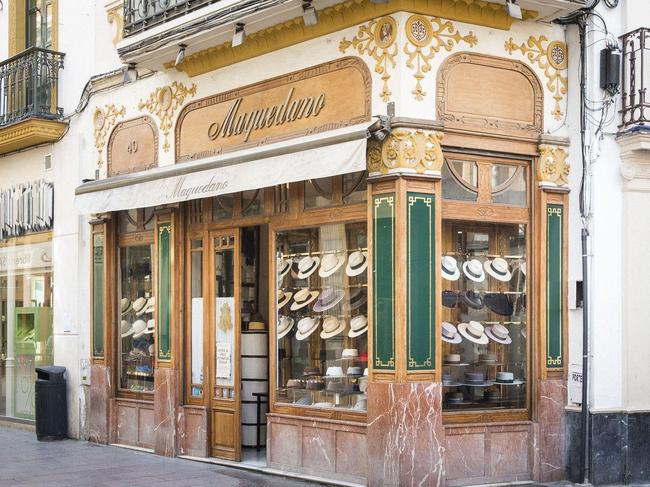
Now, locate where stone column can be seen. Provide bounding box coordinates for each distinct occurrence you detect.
[366,124,445,487]
[535,138,570,482]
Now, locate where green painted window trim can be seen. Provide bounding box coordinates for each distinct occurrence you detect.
[406,192,435,371]
[92,232,105,358]
[546,203,563,369]
[158,223,172,361]
[372,193,395,370]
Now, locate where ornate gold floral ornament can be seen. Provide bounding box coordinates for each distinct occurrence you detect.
[93,104,125,168]
[404,15,478,100]
[139,82,197,152]
[505,36,568,121]
[367,128,444,177]
[339,16,398,102]
[105,1,124,46]
[537,144,570,187]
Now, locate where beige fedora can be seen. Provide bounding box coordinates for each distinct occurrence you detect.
[290,288,319,311]
[278,258,292,280]
[120,320,134,338]
[348,314,368,338]
[319,253,346,278]
[297,255,320,279]
[295,317,320,341]
[132,319,148,339]
[277,316,294,339]
[320,315,346,339]
[457,321,489,345]
[485,324,512,344]
[277,290,292,309]
[132,297,147,316]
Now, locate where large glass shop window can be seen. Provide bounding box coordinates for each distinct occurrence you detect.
[119,245,154,392]
[275,222,368,412]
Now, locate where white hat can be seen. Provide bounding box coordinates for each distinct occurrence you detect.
[277,290,292,309]
[295,317,320,341]
[484,257,512,282]
[320,315,346,339]
[485,324,512,344]
[121,298,131,315]
[132,319,148,339]
[348,314,368,338]
[318,253,346,278]
[278,258,292,280]
[144,319,155,335]
[297,256,320,279]
[353,397,367,411]
[143,297,155,314]
[290,288,319,311]
[132,297,147,316]
[325,366,343,377]
[312,288,345,312]
[339,348,359,360]
[441,321,462,344]
[120,320,134,338]
[441,256,460,281]
[457,321,489,344]
[462,259,485,282]
[277,316,294,339]
[346,251,368,277]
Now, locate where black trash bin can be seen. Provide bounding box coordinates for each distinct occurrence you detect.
[35,366,68,441]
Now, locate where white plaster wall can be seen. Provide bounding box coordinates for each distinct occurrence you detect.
[0,1,7,60]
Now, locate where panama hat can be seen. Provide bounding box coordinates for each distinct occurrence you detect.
[485,324,512,344]
[457,321,489,345]
[295,316,321,341]
[132,297,147,316]
[120,320,134,338]
[277,316,295,339]
[339,348,359,360]
[464,371,487,385]
[484,257,512,282]
[489,371,525,386]
[132,319,148,339]
[278,258,292,280]
[441,255,460,281]
[313,288,345,312]
[319,253,346,278]
[277,290,292,309]
[320,315,346,339]
[325,366,344,377]
[347,288,367,311]
[441,321,462,344]
[346,251,368,277]
[143,297,155,314]
[462,259,486,282]
[144,319,155,335]
[121,298,132,315]
[297,256,320,279]
[290,288,319,311]
[348,314,368,338]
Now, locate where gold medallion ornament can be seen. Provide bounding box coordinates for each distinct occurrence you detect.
[537,144,570,187]
[367,128,444,176]
[505,36,568,121]
[139,81,197,152]
[404,16,478,101]
[340,16,398,102]
[93,104,126,168]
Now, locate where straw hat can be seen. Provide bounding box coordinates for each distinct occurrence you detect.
[320,315,346,339]
[290,288,319,311]
[132,319,148,339]
[441,255,460,281]
[277,290,292,309]
[277,258,292,280]
[457,321,489,344]
[132,297,148,316]
[441,321,462,344]
[144,319,155,335]
[297,256,320,279]
[484,257,512,282]
[120,320,134,338]
[348,314,368,338]
[312,288,345,312]
[295,317,321,341]
[318,253,346,278]
[346,251,368,277]
[277,316,294,339]
[462,259,486,282]
[485,324,512,344]
[143,297,155,314]
[121,298,131,315]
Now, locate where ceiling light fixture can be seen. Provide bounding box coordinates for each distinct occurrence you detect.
[232,23,246,47]
[175,44,187,66]
[505,0,523,20]
[302,1,318,26]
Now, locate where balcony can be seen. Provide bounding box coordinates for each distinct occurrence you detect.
[124,0,218,37]
[0,47,67,155]
[621,27,650,130]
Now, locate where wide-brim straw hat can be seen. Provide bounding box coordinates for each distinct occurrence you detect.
[457,321,489,345]
[277,316,295,339]
[320,316,346,339]
[346,251,368,277]
[290,289,319,311]
[484,257,513,282]
[348,315,368,338]
[297,256,321,279]
[319,253,346,278]
[462,259,486,283]
[295,317,320,341]
[485,324,512,344]
[441,255,460,281]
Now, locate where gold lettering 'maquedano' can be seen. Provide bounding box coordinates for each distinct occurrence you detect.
[207,87,326,143]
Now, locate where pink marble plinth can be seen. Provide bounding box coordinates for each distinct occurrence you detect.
[88,364,111,444]
[538,379,567,482]
[179,406,208,457]
[367,382,445,487]
[153,367,180,457]
[112,398,155,449]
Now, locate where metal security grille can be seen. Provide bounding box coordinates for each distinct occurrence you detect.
[0,180,54,240]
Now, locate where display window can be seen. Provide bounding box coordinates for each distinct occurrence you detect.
[275,221,368,413]
[440,154,530,415]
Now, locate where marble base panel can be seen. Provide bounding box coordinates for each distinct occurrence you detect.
[111,398,155,449]
[366,382,445,487]
[88,364,111,444]
[153,368,180,457]
[445,422,534,486]
[267,413,367,484]
[538,379,567,481]
[179,405,209,457]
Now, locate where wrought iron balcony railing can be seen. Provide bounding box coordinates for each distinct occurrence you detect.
[0,47,65,128]
[124,0,219,37]
[621,27,650,128]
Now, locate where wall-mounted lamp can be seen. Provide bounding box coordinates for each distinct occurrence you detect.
[232,23,246,47]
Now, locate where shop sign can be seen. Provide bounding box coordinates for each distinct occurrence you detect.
[0,241,52,273]
[175,57,371,162]
[107,116,158,176]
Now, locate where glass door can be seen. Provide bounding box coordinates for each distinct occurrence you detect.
[209,230,241,461]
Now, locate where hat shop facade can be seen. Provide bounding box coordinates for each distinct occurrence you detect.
[78,3,577,486]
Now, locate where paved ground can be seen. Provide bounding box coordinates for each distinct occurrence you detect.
[0,426,318,487]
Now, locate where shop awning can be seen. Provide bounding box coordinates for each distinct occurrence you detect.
[75,122,372,214]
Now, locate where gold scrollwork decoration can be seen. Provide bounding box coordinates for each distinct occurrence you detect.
[538,144,570,187]
[340,16,398,102]
[367,128,444,176]
[505,35,568,121]
[139,81,197,152]
[106,5,124,46]
[404,15,478,101]
[93,104,125,168]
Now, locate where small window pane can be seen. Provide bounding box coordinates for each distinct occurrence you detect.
[442,161,478,202]
[492,164,527,207]
[118,210,138,234]
[213,195,234,220]
[190,245,204,397]
[242,189,264,217]
[304,177,334,209]
[343,171,367,204]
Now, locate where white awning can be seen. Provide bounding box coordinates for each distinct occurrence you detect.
[75,122,372,214]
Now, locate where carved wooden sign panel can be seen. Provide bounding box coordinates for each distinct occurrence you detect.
[107,116,158,176]
[175,57,371,162]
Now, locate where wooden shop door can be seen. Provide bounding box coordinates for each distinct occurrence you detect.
[208,230,242,461]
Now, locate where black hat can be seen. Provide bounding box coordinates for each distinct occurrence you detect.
[442,290,458,308]
[484,293,514,316]
[460,290,483,310]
